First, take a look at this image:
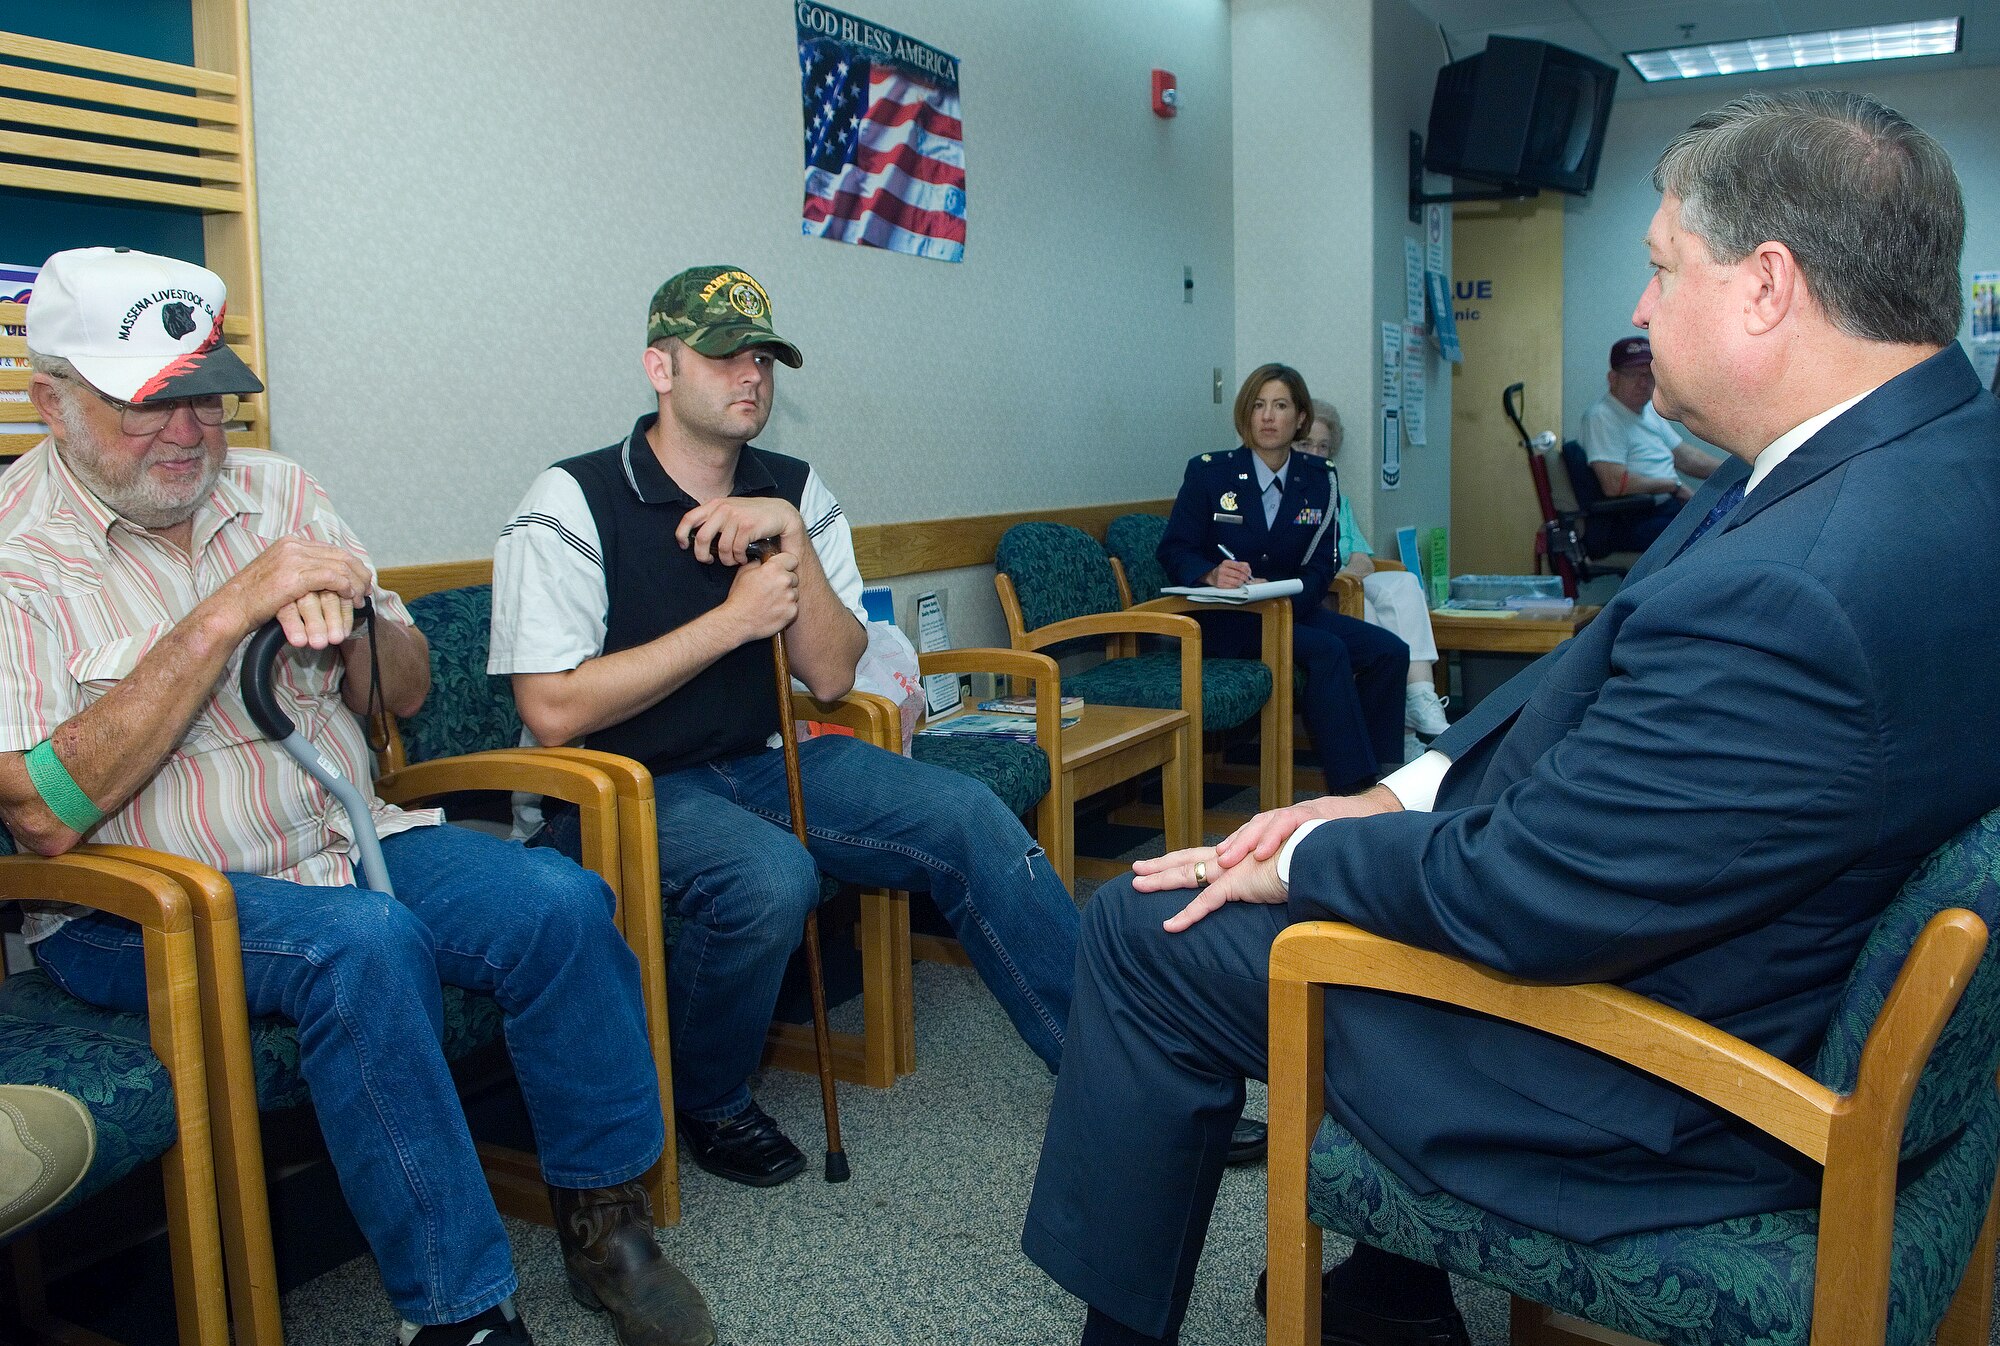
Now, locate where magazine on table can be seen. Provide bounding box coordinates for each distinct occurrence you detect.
[977,694,1083,716]
[918,711,1079,743]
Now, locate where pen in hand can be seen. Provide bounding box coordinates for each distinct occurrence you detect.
[1217,544,1238,562]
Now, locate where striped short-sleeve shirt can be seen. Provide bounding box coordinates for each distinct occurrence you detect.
[0,440,439,941]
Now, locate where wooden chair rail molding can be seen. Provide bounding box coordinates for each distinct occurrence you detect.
[377,498,1177,599]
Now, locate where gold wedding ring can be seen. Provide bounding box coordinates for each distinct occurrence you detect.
[1194,860,1207,885]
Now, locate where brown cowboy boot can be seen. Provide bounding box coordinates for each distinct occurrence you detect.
[549,1181,715,1346]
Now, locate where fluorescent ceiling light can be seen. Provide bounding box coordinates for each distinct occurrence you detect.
[1625,18,1961,82]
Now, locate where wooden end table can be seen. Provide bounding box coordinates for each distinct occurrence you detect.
[1430,605,1601,696]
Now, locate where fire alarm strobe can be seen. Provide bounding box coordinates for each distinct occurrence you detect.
[1152,69,1178,118]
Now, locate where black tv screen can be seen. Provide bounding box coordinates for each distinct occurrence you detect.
[1426,37,1618,196]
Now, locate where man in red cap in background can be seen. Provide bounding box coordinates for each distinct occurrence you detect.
[1577,335,1724,551]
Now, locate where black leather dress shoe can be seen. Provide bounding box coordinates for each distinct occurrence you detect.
[1254,1269,1470,1346]
[1226,1118,1269,1165]
[676,1103,806,1187]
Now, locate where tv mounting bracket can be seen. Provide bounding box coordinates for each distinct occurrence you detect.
[1408,132,1540,223]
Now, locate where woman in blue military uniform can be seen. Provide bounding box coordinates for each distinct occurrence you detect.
[1157,364,1409,792]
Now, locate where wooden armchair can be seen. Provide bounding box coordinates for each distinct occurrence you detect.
[994,523,1219,846]
[1268,806,2000,1346]
[0,850,232,1346]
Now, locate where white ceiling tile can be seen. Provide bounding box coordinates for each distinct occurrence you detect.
[1404,0,1583,30]
[1590,2,1787,50]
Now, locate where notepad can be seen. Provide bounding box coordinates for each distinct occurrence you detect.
[1161,578,1306,605]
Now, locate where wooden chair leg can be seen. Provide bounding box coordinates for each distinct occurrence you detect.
[1936,1168,2000,1346]
[1267,977,1324,1346]
[856,888,903,1088]
[891,891,915,1075]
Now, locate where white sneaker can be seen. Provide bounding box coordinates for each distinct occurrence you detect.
[1404,684,1450,738]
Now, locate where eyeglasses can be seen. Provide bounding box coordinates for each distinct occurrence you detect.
[50,372,239,436]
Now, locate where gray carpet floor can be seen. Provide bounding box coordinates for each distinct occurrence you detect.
[275,737,2000,1344]
[281,959,1549,1346]
[276,744,1507,1346]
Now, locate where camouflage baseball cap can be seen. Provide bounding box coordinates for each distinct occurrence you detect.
[646,266,803,369]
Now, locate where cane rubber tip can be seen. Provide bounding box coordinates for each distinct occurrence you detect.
[825,1151,851,1183]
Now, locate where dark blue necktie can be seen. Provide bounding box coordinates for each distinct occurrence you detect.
[1670,479,1746,562]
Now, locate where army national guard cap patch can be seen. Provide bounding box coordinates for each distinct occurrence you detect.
[647,265,805,368]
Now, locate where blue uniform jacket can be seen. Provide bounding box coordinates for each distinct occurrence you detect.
[1287,345,2000,1240]
[1156,446,1341,616]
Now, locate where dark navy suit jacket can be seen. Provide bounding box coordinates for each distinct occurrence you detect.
[1157,446,1341,617]
[1286,345,2000,1240]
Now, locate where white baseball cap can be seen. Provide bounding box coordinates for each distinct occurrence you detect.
[25,247,264,403]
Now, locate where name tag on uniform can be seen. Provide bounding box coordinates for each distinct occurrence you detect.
[1213,513,1243,524]
[1292,507,1325,526]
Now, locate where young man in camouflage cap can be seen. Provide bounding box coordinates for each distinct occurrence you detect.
[490,265,1080,1186]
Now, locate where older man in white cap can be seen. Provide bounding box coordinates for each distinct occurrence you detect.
[2,248,712,1346]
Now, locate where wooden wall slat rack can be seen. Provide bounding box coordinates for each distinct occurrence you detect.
[0,1,267,460]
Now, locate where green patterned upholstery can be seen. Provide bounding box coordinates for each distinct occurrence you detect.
[398,586,522,764]
[910,735,1050,819]
[995,523,1123,631]
[1067,654,1270,733]
[1304,806,2000,1346]
[0,1006,175,1217]
[1104,513,1171,604]
[997,522,1272,733]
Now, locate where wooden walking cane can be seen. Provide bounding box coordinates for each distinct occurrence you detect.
[749,538,850,1182]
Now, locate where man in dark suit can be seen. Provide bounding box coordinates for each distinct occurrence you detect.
[1023,89,2000,1346]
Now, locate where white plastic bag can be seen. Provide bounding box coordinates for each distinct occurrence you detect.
[798,621,924,755]
[855,621,924,754]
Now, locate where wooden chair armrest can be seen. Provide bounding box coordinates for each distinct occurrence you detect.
[1026,610,1201,650]
[534,747,656,804]
[1372,559,1407,572]
[1269,920,1844,1159]
[377,750,611,814]
[919,646,1058,684]
[1129,594,1285,619]
[920,648,1064,754]
[1331,574,1365,619]
[376,750,620,885]
[791,688,900,752]
[0,851,190,934]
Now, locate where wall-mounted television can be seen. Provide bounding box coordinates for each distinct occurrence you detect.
[1425,37,1618,197]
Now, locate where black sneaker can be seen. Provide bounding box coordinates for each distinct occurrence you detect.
[677,1101,807,1187]
[399,1303,533,1346]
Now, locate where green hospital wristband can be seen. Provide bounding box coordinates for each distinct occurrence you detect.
[25,740,104,834]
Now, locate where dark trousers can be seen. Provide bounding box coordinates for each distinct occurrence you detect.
[1595,497,1684,556]
[1202,606,1409,792]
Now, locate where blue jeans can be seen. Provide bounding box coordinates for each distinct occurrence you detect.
[551,736,1077,1119]
[35,824,664,1326]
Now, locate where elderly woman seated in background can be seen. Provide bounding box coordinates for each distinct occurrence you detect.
[1299,399,1450,739]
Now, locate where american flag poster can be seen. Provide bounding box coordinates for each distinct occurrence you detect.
[796,3,965,263]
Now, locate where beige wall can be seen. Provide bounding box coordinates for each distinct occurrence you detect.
[1230,0,1374,519]
[248,0,1237,569]
[1449,196,1564,575]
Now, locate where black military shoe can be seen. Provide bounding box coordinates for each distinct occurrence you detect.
[1254,1269,1471,1346]
[676,1102,807,1187]
[1226,1118,1269,1165]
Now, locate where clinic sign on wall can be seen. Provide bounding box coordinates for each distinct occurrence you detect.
[1454,278,1494,324]
[795,3,967,263]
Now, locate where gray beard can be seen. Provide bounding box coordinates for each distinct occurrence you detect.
[52,396,220,532]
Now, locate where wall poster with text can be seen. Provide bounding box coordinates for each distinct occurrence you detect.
[796,3,966,263]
